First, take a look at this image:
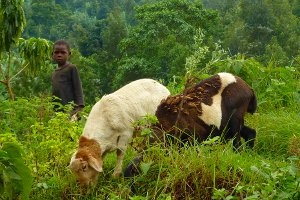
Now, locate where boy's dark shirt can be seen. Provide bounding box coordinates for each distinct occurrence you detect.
[52,63,84,107]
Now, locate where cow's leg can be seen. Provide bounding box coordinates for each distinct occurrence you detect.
[124,154,143,177]
[241,126,256,149]
[227,113,243,151]
[232,130,242,151]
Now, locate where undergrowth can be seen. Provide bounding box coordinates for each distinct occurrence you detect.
[0,62,299,199]
[1,97,299,199]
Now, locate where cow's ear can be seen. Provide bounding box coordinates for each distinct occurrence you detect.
[88,155,103,172]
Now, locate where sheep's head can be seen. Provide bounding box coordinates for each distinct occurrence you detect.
[69,154,103,186]
[69,136,103,186]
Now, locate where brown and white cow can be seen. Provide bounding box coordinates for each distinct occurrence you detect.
[125,72,257,177]
[153,72,257,149]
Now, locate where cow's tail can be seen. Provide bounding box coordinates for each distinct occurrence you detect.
[247,89,257,114]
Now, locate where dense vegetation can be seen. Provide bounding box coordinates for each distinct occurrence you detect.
[0,0,299,199]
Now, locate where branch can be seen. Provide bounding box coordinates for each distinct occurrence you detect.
[292,56,300,66]
[0,63,6,78]
[7,50,11,78]
[10,62,29,81]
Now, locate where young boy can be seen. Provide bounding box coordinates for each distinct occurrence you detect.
[51,40,84,119]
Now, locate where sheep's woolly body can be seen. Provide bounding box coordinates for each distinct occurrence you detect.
[70,79,170,185]
[82,79,170,153]
[200,72,236,128]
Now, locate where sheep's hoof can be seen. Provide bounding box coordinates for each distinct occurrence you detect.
[112,171,122,178]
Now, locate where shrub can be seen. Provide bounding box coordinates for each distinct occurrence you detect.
[0,142,33,200]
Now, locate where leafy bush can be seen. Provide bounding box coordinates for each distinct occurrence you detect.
[0,97,88,199]
[0,142,33,200]
[0,97,56,139]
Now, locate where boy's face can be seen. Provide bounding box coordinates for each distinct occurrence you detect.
[52,44,70,66]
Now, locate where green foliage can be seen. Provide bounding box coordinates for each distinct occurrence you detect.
[102,7,128,58]
[0,142,33,200]
[219,0,300,65]
[23,0,73,42]
[131,114,159,152]
[117,0,221,87]
[27,112,83,182]
[22,0,138,57]
[263,37,289,67]
[2,37,53,98]
[0,97,55,138]
[132,114,159,137]
[213,161,300,199]
[113,56,161,89]
[70,50,107,104]
[11,67,53,99]
[249,111,300,158]
[0,0,26,55]
[0,97,88,199]
[129,141,299,199]
[18,0,300,100]
[0,0,27,100]
[0,45,52,100]
[18,37,53,75]
[67,11,103,56]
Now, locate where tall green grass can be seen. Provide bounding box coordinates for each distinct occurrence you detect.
[2,100,298,199]
[126,142,299,199]
[250,109,300,158]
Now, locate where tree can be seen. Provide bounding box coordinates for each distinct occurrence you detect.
[202,0,238,13]
[67,11,103,56]
[0,0,26,100]
[102,6,129,59]
[266,0,300,60]
[117,0,221,87]
[221,0,299,65]
[263,37,289,67]
[23,0,73,41]
[238,0,274,56]
[0,0,52,100]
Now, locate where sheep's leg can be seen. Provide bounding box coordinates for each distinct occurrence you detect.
[241,126,256,149]
[113,149,125,178]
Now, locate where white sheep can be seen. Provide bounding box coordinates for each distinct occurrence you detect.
[69,79,170,185]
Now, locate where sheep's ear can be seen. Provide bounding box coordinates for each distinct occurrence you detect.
[88,156,103,172]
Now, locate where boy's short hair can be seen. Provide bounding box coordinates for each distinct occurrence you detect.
[53,40,71,52]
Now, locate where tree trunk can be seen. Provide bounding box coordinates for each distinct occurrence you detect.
[0,50,15,100]
[6,80,14,100]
